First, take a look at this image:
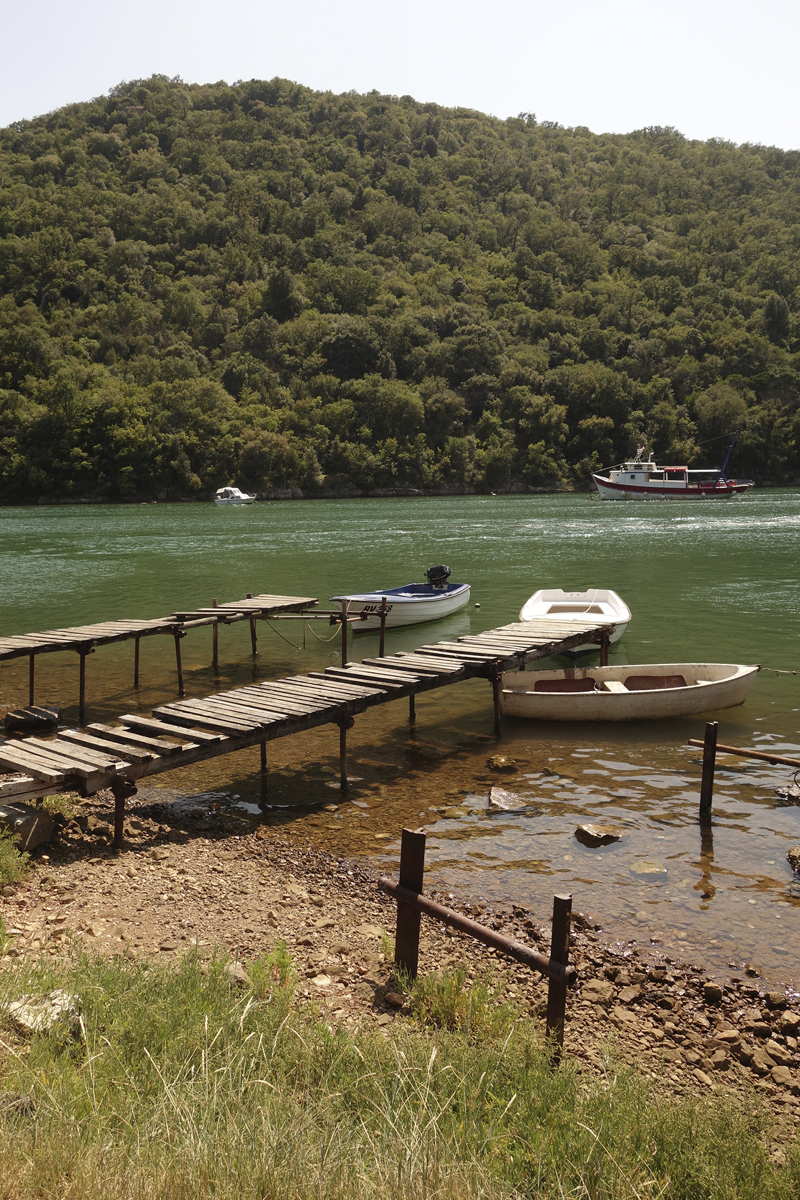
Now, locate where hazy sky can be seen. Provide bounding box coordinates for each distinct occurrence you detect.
[3,0,799,149]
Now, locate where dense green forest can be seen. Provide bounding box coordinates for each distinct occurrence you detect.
[1,75,799,501]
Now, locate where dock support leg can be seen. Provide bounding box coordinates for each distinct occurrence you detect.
[79,651,87,726]
[29,653,35,706]
[699,720,718,818]
[394,828,426,978]
[379,597,387,658]
[341,599,349,668]
[260,742,267,775]
[339,716,354,791]
[491,667,504,735]
[174,632,185,697]
[249,618,258,656]
[545,893,572,1060]
[409,693,416,723]
[134,637,140,688]
[111,777,137,851]
[600,633,609,667]
[212,598,219,671]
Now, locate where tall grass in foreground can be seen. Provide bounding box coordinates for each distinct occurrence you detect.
[0,949,797,1200]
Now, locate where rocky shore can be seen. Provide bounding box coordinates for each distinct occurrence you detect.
[2,788,799,1141]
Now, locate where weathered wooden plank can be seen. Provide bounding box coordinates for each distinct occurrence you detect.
[24,737,129,772]
[323,667,409,691]
[153,706,255,735]
[58,730,155,763]
[289,675,384,699]
[118,715,224,743]
[236,686,331,715]
[0,745,65,783]
[86,723,189,754]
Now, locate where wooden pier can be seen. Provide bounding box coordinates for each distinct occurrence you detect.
[0,592,318,721]
[0,618,611,825]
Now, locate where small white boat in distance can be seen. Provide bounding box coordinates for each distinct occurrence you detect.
[519,588,631,655]
[332,564,471,633]
[502,663,758,722]
[214,486,256,506]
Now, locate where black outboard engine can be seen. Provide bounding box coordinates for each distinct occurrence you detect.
[426,564,451,590]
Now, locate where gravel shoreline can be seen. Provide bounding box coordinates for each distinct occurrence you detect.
[2,788,799,1139]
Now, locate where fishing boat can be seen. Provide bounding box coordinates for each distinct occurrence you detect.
[519,588,630,655]
[502,663,758,721]
[332,565,471,633]
[592,435,754,500]
[214,486,256,506]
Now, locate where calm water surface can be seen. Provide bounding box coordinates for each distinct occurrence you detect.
[1,493,799,985]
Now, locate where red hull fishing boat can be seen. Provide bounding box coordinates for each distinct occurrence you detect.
[592,435,753,501]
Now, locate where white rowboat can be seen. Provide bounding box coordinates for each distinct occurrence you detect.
[502,663,758,721]
[331,582,471,633]
[519,588,631,655]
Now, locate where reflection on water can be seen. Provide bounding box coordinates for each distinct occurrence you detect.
[1,491,799,985]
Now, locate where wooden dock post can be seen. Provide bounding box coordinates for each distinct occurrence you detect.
[212,598,219,670]
[394,828,426,978]
[409,693,416,723]
[28,653,35,706]
[491,666,504,735]
[173,632,185,697]
[246,594,258,656]
[260,742,267,775]
[340,599,349,668]
[379,597,387,658]
[133,637,140,688]
[545,893,572,1058]
[600,632,609,667]
[111,777,136,851]
[699,720,718,817]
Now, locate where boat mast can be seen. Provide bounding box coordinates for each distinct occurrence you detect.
[716,431,739,483]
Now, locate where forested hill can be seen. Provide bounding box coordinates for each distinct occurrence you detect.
[1,76,799,502]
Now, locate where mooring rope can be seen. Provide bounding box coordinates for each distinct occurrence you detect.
[263,617,341,651]
[757,666,799,675]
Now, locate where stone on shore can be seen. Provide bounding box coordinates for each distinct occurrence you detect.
[703,982,723,1004]
[7,989,80,1037]
[581,978,615,1006]
[786,846,800,873]
[487,755,517,773]
[574,824,624,848]
[488,787,525,812]
[0,801,54,851]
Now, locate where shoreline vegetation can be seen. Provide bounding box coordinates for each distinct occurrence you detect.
[1,76,799,505]
[1,802,800,1198]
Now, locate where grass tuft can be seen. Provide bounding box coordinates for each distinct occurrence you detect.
[0,949,797,1199]
[0,827,29,888]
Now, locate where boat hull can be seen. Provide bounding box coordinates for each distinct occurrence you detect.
[519,588,630,655]
[332,584,471,632]
[214,497,255,505]
[502,663,757,721]
[592,475,751,500]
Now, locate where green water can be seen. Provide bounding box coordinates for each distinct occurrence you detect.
[1,493,799,985]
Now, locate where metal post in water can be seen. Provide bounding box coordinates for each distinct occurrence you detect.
[212,598,219,670]
[379,597,388,658]
[699,720,718,817]
[341,599,349,668]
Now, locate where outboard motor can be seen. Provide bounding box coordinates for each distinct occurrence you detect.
[426,564,451,590]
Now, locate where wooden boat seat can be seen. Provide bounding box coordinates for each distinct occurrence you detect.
[601,680,629,693]
[533,678,597,693]
[624,674,687,691]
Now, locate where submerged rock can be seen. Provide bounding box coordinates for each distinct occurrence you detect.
[575,823,624,848]
[787,846,800,873]
[630,859,667,878]
[488,787,527,812]
[487,755,517,774]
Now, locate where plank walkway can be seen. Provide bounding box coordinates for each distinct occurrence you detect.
[0,617,611,805]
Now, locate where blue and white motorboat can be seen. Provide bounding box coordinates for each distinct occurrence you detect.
[332,565,471,632]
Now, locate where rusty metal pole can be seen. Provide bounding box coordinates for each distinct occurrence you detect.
[212,597,219,670]
[29,653,35,706]
[111,777,137,851]
[545,893,572,1059]
[341,599,349,668]
[174,632,185,697]
[409,693,416,723]
[338,715,353,791]
[699,720,718,818]
[134,637,140,688]
[491,666,504,735]
[394,828,426,978]
[78,651,87,725]
[246,593,257,656]
[379,597,387,658]
[600,632,609,667]
[260,742,267,774]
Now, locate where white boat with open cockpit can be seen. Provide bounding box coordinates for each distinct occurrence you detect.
[519,588,630,655]
[592,435,753,500]
[502,662,758,721]
[332,565,471,632]
[214,486,256,506]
